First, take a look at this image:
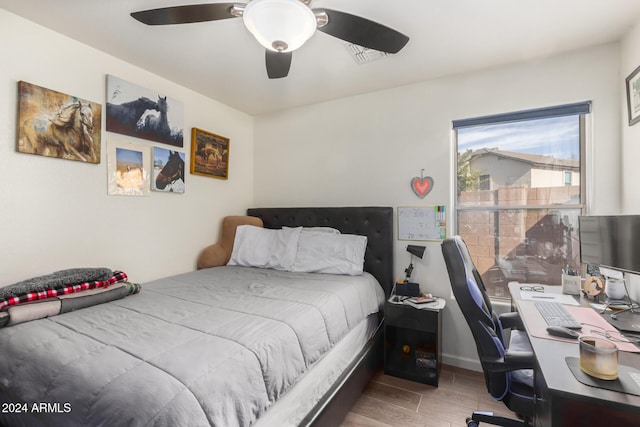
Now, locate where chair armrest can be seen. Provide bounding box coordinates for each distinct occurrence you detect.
[499,311,525,331]
[504,351,535,369]
[481,350,535,372]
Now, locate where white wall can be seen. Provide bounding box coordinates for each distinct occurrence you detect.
[0,10,254,285]
[621,19,640,214]
[619,18,640,298]
[254,44,622,370]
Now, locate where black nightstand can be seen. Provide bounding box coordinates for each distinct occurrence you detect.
[383,300,443,386]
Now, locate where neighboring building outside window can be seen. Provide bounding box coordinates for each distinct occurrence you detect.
[479,174,491,190]
[454,102,589,299]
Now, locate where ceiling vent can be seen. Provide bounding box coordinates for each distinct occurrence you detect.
[344,43,390,64]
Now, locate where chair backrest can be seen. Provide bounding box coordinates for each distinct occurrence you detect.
[441,236,509,400]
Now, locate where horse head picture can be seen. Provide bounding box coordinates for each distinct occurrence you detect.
[17,81,102,163]
[153,147,185,193]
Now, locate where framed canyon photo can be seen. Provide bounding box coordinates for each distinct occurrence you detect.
[17,81,102,163]
[107,140,150,196]
[190,128,229,180]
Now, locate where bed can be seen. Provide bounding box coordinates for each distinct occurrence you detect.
[0,206,393,427]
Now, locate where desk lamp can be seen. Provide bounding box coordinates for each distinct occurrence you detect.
[395,245,426,297]
[405,245,426,281]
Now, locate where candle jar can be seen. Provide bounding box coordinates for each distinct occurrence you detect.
[579,336,618,380]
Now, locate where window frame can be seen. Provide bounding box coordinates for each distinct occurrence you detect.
[452,102,590,299]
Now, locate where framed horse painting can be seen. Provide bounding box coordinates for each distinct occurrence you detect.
[626,64,640,126]
[190,128,230,180]
[16,81,102,163]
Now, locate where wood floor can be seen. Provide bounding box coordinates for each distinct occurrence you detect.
[340,365,517,427]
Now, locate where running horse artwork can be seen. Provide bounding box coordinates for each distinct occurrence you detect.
[17,81,102,163]
[153,148,185,193]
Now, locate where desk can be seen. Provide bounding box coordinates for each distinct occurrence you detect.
[509,283,640,426]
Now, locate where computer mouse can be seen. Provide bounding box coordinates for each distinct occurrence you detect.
[546,326,579,339]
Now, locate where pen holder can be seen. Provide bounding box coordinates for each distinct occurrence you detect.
[561,274,581,295]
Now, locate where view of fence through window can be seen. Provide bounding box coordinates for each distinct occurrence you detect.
[455,113,585,299]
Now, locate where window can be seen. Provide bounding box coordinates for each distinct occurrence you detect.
[479,174,491,190]
[564,171,572,186]
[454,102,589,299]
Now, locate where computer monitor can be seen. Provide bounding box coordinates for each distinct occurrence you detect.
[578,215,640,275]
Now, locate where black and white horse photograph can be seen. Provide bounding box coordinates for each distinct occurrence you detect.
[106,75,184,147]
[17,81,102,163]
[153,147,185,193]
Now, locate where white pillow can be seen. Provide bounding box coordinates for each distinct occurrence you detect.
[228,225,302,271]
[291,231,367,275]
[284,226,341,235]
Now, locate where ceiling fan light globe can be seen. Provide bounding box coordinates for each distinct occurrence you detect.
[243,0,316,52]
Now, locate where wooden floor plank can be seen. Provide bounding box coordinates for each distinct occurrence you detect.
[361,381,422,411]
[341,411,393,427]
[349,395,452,427]
[340,365,520,427]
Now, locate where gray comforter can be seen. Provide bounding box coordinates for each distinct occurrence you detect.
[0,266,384,427]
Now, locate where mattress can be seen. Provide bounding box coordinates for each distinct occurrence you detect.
[254,314,380,426]
[0,266,385,427]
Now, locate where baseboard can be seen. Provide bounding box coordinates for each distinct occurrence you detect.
[442,353,482,372]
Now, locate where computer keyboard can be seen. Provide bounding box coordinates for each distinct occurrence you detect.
[534,301,582,329]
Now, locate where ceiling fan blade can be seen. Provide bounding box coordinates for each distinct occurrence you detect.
[131,3,239,25]
[265,50,292,79]
[314,8,409,54]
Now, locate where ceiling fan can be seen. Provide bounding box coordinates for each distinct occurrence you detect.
[131,0,409,79]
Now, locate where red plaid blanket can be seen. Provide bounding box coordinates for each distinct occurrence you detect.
[0,271,128,311]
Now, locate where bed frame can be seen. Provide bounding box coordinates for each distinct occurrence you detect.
[247,206,394,426]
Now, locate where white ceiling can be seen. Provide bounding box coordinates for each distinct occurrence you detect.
[3,0,640,116]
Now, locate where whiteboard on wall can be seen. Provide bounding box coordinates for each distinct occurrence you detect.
[398,206,446,241]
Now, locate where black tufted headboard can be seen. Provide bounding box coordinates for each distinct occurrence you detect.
[247,207,394,297]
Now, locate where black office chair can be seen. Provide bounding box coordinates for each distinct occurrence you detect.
[441,236,535,427]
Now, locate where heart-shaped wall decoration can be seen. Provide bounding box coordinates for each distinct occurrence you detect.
[411,176,434,198]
